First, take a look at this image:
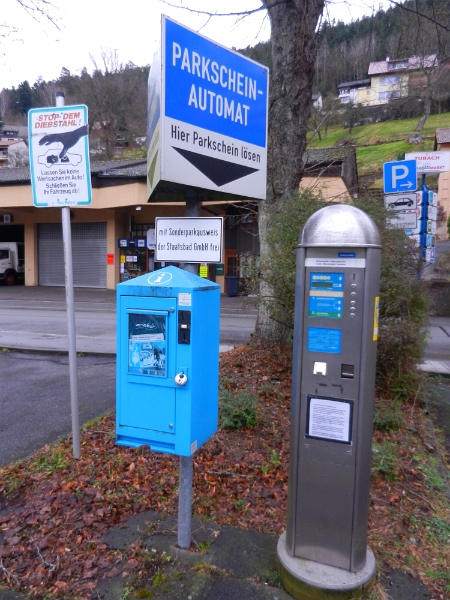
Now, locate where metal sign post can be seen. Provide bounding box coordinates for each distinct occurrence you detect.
[57,92,80,459]
[29,92,92,459]
[143,15,269,551]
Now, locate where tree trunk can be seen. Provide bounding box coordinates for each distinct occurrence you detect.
[254,0,325,343]
[416,95,431,132]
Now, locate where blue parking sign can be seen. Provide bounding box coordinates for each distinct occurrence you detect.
[383,160,417,194]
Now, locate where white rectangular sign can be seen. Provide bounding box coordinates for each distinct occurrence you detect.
[155,217,223,263]
[147,16,269,201]
[387,210,417,229]
[405,151,450,174]
[384,192,417,211]
[28,105,92,207]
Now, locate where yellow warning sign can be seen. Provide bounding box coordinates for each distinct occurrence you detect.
[373,296,380,341]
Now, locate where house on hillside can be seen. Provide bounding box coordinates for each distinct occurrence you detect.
[337,55,438,107]
[0,125,28,141]
[311,92,323,111]
[337,79,371,105]
[300,146,359,201]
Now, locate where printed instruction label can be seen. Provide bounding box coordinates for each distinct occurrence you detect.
[307,327,342,354]
[178,292,192,306]
[305,258,365,269]
[307,397,352,443]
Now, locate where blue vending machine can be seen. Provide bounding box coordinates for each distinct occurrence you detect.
[116,266,220,456]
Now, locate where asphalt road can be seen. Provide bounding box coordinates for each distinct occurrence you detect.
[0,350,116,467]
[0,289,257,354]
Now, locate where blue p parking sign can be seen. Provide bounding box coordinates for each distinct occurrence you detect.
[383,160,417,194]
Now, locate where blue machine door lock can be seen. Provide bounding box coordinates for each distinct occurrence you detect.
[175,372,188,386]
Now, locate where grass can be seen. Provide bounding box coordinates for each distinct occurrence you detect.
[308,112,450,149]
[416,456,447,491]
[356,140,433,177]
[307,110,450,180]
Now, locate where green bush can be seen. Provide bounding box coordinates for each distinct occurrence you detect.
[245,189,327,335]
[373,397,403,432]
[219,389,258,430]
[371,439,399,479]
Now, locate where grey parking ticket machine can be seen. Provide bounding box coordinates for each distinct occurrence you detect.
[280,205,381,582]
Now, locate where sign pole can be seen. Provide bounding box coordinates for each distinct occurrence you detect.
[56,91,80,459]
[177,191,201,549]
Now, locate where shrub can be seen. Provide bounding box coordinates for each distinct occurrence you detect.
[219,389,258,430]
[373,397,403,432]
[371,439,399,479]
[245,189,327,337]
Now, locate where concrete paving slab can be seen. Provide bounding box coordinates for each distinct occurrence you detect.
[418,360,450,375]
[98,512,288,600]
[102,510,158,551]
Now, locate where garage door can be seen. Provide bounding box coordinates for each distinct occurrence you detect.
[38,222,107,288]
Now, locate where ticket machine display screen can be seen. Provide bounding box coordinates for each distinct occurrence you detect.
[308,273,344,319]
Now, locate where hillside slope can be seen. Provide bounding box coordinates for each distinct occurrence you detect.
[307,112,450,185]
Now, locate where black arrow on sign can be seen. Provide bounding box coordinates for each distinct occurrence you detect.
[172,146,259,187]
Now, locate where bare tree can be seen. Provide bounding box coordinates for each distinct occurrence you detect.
[1,1,59,41]
[256,0,325,341]
[62,50,148,159]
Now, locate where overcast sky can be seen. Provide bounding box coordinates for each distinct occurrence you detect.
[1,0,390,90]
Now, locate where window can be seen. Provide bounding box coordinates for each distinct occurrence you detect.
[0,249,9,260]
[380,75,400,85]
[388,60,408,70]
[134,223,151,237]
[379,90,400,100]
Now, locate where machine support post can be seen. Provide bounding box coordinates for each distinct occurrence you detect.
[178,455,193,548]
